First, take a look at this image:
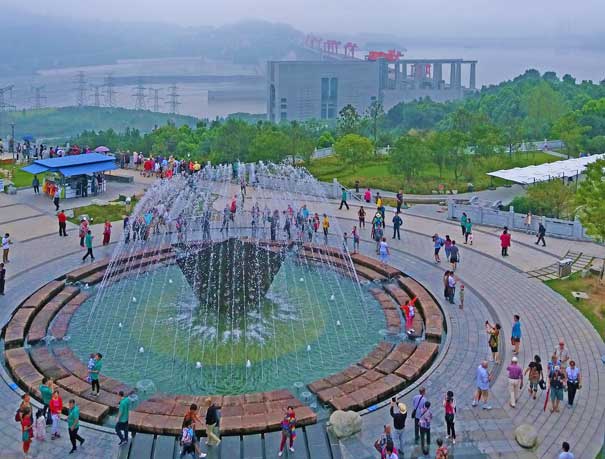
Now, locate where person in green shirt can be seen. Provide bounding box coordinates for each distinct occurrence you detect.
[464,218,473,245]
[39,377,53,420]
[339,188,349,210]
[90,353,102,396]
[116,391,130,445]
[67,399,85,454]
[82,230,95,262]
[460,212,468,237]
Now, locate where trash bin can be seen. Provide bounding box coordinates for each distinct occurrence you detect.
[558,259,573,278]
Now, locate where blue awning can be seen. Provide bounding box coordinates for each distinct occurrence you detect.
[21,164,49,174]
[59,162,118,177]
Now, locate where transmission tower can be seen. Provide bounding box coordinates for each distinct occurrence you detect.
[0,85,16,111]
[31,86,47,109]
[149,88,163,112]
[166,84,181,114]
[104,74,117,107]
[74,71,87,107]
[90,84,102,107]
[132,78,147,110]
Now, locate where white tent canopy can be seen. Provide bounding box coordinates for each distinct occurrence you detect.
[486,154,605,185]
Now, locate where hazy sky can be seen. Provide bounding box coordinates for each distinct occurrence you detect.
[6,0,604,38]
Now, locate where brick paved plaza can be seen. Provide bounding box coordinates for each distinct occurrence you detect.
[0,178,604,459]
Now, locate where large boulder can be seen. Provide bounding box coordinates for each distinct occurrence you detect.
[328,410,362,439]
[515,424,538,449]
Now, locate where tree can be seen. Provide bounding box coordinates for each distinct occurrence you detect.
[427,131,449,178]
[286,121,315,164]
[249,128,290,162]
[587,135,605,154]
[317,131,335,148]
[525,180,574,219]
[471,122,504,157]
[576,159,605,244]
[391,133,431,180]
[552,114,590,158]
[333,134,373,169]
[522,81,566,138]
[337,104,361,136]
[365,100,384,153]
[212,118,255,162]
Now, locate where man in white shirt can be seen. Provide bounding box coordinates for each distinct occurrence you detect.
[554,340,570,369]
[2,233,11,263]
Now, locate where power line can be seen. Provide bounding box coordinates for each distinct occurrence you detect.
[104,74,117,108]
[31,86,47,109]
[132,77,147,110]
[166,84,181,114]
[149,88,163,113]
[74,71,87,107]
[90,84,102,107]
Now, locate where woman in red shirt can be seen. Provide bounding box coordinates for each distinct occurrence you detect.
[103,220,112,245]
[49,389,63,439]
[21,406,33,458]
[500,227,511,257]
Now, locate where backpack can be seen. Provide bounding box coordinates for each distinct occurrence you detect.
[181,427,193,446]
[15,409,21,423]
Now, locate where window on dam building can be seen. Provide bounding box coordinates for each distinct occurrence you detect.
[320,77,338,119]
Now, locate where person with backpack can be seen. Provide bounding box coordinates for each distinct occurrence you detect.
[436,438,449,459]
[180,419,199,458]
[524,355,544,400]
[432,234,444,263]
[182,404,207,458]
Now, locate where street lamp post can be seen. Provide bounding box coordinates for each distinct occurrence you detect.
[10,122,15,160]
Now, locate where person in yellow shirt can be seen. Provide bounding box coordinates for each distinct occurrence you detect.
[322,214,330,244]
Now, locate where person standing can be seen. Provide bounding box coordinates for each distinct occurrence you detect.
[32,175,40,194]
[49,389,63,439]
[565,360,581,407]
[204,398,221,446]
[278,406,297,457]
[396,190,403,213]
[432,234,444,263]
[79,219,88,247]
[506,356,523,408]
[339,188,349,210]
[392,212,403,240]
[379,237,390,267]
[358,206,366,228]
[352,226,360,254]
[0,262,5,295]
[67,399,85,454]
[418,401,433,456]
[458,284,464,309]
[511,315,521,355]
[90,353,102,396]
[500,227,511,256]
[53,185,61,211]
[82,230,95,262]
[389,400,406,453]
[464,219,473,245]
[116,391,130,446]
[536,223,546,247]
[487,322,501,363]
[364,188,372,203]
[449,241,459,271]
[435,438,448,459]
[444,235,452,261]
[2,233,12,263]
[322,214,330,244]
[548,365,566,413]
[20,406,34,459]
[102,220,112,245]
[447,272,456,304]
[524,355,543,400]
[39,377,53,423]
[472,361,492,410]
[57,210,68,237]
[411,387,427,444]
[460,212,468,237]
[524,211,532,233]
[443,391,456,444]
[354,180,360,193]
[559,442,574,459]
[554,340,570,370]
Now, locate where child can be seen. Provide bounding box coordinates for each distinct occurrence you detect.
[467,233,474,246]
[87,353,95,383]
[436,438,449,459]
[352,226,360,254]
[180,419,196,458]
[343,232,349,252]
[34,409,46,441]
[459,284,465,310]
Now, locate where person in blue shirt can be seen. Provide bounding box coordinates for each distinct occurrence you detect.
[511,315,521,355]
[432,234,444,263]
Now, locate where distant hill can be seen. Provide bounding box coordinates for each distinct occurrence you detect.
[1,107,199,143]
[0,9,305,75]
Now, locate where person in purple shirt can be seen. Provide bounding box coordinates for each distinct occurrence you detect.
[506,356,523,408]
[411,387,427,443]
[418,401,433,456]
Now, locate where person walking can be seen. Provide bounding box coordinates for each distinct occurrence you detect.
[559,442,574,459]
[20,406,34,459]
[458,284,464,309]
[464,218,473,245]
[82,230,95,262]
[358,206,366,228]
[79,219,88,247]
[500,227,511,256]
[536,223,546,247]
[447,272,456,304]
[58,210,67,237]
[506,356,523,408]
[548,364,566,413]
[565,360,581,407]
[102,220,112,245]
[411,387,427,444]
[389,399,406,453]
[443,391,456,444]
[392,212,403,240]
[449,241,459,271]
[432,234,444,263]
[204,398,221,446]
[89,353,102,396]
[322,214,330,244]
[278,406,297,457]
[182,403,207,458]
[2,233,12,263]
[32,175,40,194]
[524,355,543,400]
[49,389,63,439]
[487,322,501,363]
[444,235,452,261]
[554,340,570,370]
[0,262,5,295]
[379,237,390,267]
[339,188,349,210]
[116,391,130,445]
[67,399,85,454]
[354,180,360,194]
[435,438,448,459]
[53,185,60,211]
[472,361,492,410]
[460,212,468,237]
[418,401,433,456]
[511,314,521,355]
[524,211,532,233]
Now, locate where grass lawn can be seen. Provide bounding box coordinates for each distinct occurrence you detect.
[68,197,138,225]
[0,162,35,188]
[308,151,560,194]
[546,272,605,341]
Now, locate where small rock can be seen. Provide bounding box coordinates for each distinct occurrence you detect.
[328,410,362,439]
[515,424,538,448]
